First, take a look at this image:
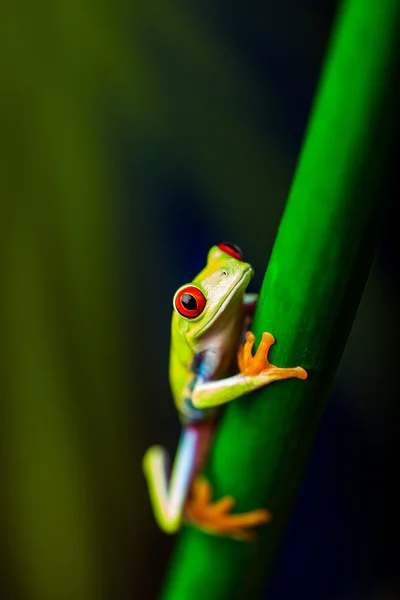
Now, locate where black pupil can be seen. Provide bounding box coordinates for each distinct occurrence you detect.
[181,293,197,311]
[224,242,241,255]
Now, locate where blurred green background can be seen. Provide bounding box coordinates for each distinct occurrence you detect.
[1,0,398,598]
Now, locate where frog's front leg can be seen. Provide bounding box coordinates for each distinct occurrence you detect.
[192,331,307,410]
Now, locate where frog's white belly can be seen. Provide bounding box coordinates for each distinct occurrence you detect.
[198,316,244,379]
[175,317,244,425]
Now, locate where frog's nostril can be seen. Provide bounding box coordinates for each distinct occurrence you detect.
[222,270,227,276]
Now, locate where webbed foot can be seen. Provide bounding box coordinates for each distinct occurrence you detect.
[184,477,271,542]
[237,331,307,382]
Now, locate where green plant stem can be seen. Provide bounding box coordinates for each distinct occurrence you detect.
[161,1,399,598]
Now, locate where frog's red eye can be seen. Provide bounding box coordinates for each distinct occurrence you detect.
[217,242,243,261]
[174,285,206,319]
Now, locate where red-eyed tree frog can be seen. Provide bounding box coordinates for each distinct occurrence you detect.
[143,242,307,541]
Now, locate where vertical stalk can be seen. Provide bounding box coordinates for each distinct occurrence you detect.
[161,1,399,598]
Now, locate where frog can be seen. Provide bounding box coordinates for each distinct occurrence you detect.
[142,242,307,541]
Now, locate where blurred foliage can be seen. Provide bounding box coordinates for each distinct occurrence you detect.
[1,1,140,599]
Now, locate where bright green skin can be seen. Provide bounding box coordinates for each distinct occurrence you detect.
[169,245,254,422]
[143,245,289,534]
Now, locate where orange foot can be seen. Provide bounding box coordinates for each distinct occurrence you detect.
[237,331,307,381]
[184,477,272,542]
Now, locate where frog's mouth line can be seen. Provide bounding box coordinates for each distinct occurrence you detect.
[195,267,253,338]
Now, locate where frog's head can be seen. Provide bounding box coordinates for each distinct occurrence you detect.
[172,242,253,340]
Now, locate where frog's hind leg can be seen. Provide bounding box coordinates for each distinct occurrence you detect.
[143,427,200,534]
[185,477,272,542]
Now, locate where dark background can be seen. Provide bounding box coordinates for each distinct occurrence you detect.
[1,0,398,598]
